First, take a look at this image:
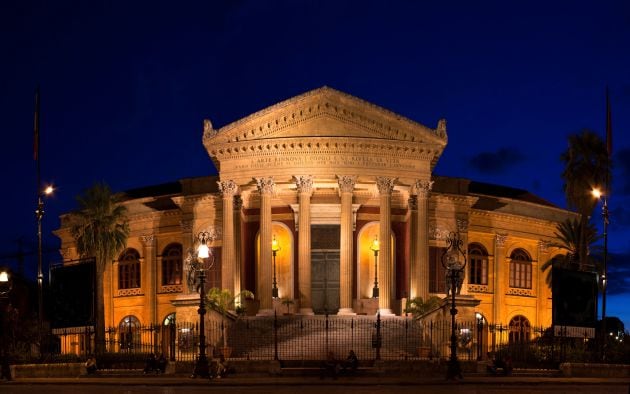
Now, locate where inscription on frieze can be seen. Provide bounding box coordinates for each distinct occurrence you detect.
[234,154,418,171]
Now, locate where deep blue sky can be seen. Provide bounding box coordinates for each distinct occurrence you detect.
[1,1,629,328]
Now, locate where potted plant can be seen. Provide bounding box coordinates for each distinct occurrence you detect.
[280,297,295,315]
[404,296,442,358]
[205,287,254,358]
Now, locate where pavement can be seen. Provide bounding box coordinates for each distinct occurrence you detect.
[3,373,630,387]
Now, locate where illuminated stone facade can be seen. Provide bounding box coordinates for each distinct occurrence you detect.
[55,87,572,335]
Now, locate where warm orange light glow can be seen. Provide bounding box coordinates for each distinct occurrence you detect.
[0,271,8,283]
[370,237,379,253]
[272,235,281,253]
[197,232,210,258]
[592,188,602,199]
[44,185,54,195]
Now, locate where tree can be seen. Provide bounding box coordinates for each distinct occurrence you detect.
[541,218,600,287]
[69,182,129,355]
[205,288,254,351]
[560,130,610,270]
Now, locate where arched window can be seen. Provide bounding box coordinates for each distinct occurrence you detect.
[509,248,532,289]
[119,315,141,350]
[508,315,530,343]
[119,248,141,289]
[161,243,183,286]
[468,243,488,285]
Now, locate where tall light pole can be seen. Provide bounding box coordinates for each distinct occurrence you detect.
[442,231,466,380]
[271,235,280,299]
[371,237,379,298]
[476,312,484,361]
[189,231,213,379]
[35,184,53,346]
[593,188,609,359]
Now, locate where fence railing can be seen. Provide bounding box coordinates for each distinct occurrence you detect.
[48,314,608,368]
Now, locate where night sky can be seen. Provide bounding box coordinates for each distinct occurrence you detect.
[1,1,629,328]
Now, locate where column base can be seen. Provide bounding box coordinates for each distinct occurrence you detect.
[256,308,275,316]
[377,308,395,316]
[299,308,315,315]
[337,308,356,316]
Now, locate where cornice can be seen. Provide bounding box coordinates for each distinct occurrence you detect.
[205,87,446,145]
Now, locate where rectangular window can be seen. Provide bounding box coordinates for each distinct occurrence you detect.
[429,247,447,293]
[510,261,532,289]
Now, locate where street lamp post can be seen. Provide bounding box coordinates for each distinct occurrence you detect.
[442,231,467,380]
[1,269,12,380]
[272,235,280,299]
[189,231,213,379]
[35,185,53,348]
[370,237,379,298]
[476,312,484,361]
[592,188,609,359]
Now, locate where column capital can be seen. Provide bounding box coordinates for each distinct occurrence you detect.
[495,233,508,248]
[408,195,418,211]
[376,176,396,195]
[456,217,469,233]
[538,240,550,253]
[217,180,239,197]
[293,175,314,194]
[141,234,156,247]
[414,179,434,199]
[180,220,193,233]
[337,175,357,193]
[255,177,275,194]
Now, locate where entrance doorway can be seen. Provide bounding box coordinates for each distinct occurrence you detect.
[311,225,340,314]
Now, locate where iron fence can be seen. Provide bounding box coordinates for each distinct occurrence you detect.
[48,314,611,368]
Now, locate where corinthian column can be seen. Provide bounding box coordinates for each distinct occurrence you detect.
[293,175,314,315]
[233,196,243,301]
[255,177,275,315]
[337,175,357,315]
[412,180,432,300]
[141,234,157,325]
[494,234,508,324]
[218,180,238,297]
[376,176,396,315]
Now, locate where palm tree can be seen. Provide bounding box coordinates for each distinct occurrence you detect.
[560,130,610,270]
[541,218,600,288]
[69,182,129,355]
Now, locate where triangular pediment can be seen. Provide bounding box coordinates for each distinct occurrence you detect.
[203,87,447,147]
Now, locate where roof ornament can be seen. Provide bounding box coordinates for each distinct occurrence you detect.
[203,119,217,139]
[436,118,447,139]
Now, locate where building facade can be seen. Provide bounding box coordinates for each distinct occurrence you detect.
[55,87,572,345]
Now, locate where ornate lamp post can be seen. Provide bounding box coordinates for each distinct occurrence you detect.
[35,184,53,343]
[442,231,467,380]
[272,235,280,298]
[476,312,484,361]
[592,188,609,359]
[370,237,379,298]
[189,231,213,378]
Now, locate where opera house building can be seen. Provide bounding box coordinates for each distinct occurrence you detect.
[55,87,572,344]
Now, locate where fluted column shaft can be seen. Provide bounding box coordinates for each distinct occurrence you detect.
[415,181,432,301]
[376,177,396,314]
[494,234,507,324]
[338,175,357,315]
[233,196,243,300]
[142,234,157,325]
[218,180,238,296]
[294,176,314,314]
[256,177,275,313]
[180,220,194,295]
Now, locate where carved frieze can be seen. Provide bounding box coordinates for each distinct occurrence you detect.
[140,234,155,247]
[456,218,469,233]
[429,223,450,240]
